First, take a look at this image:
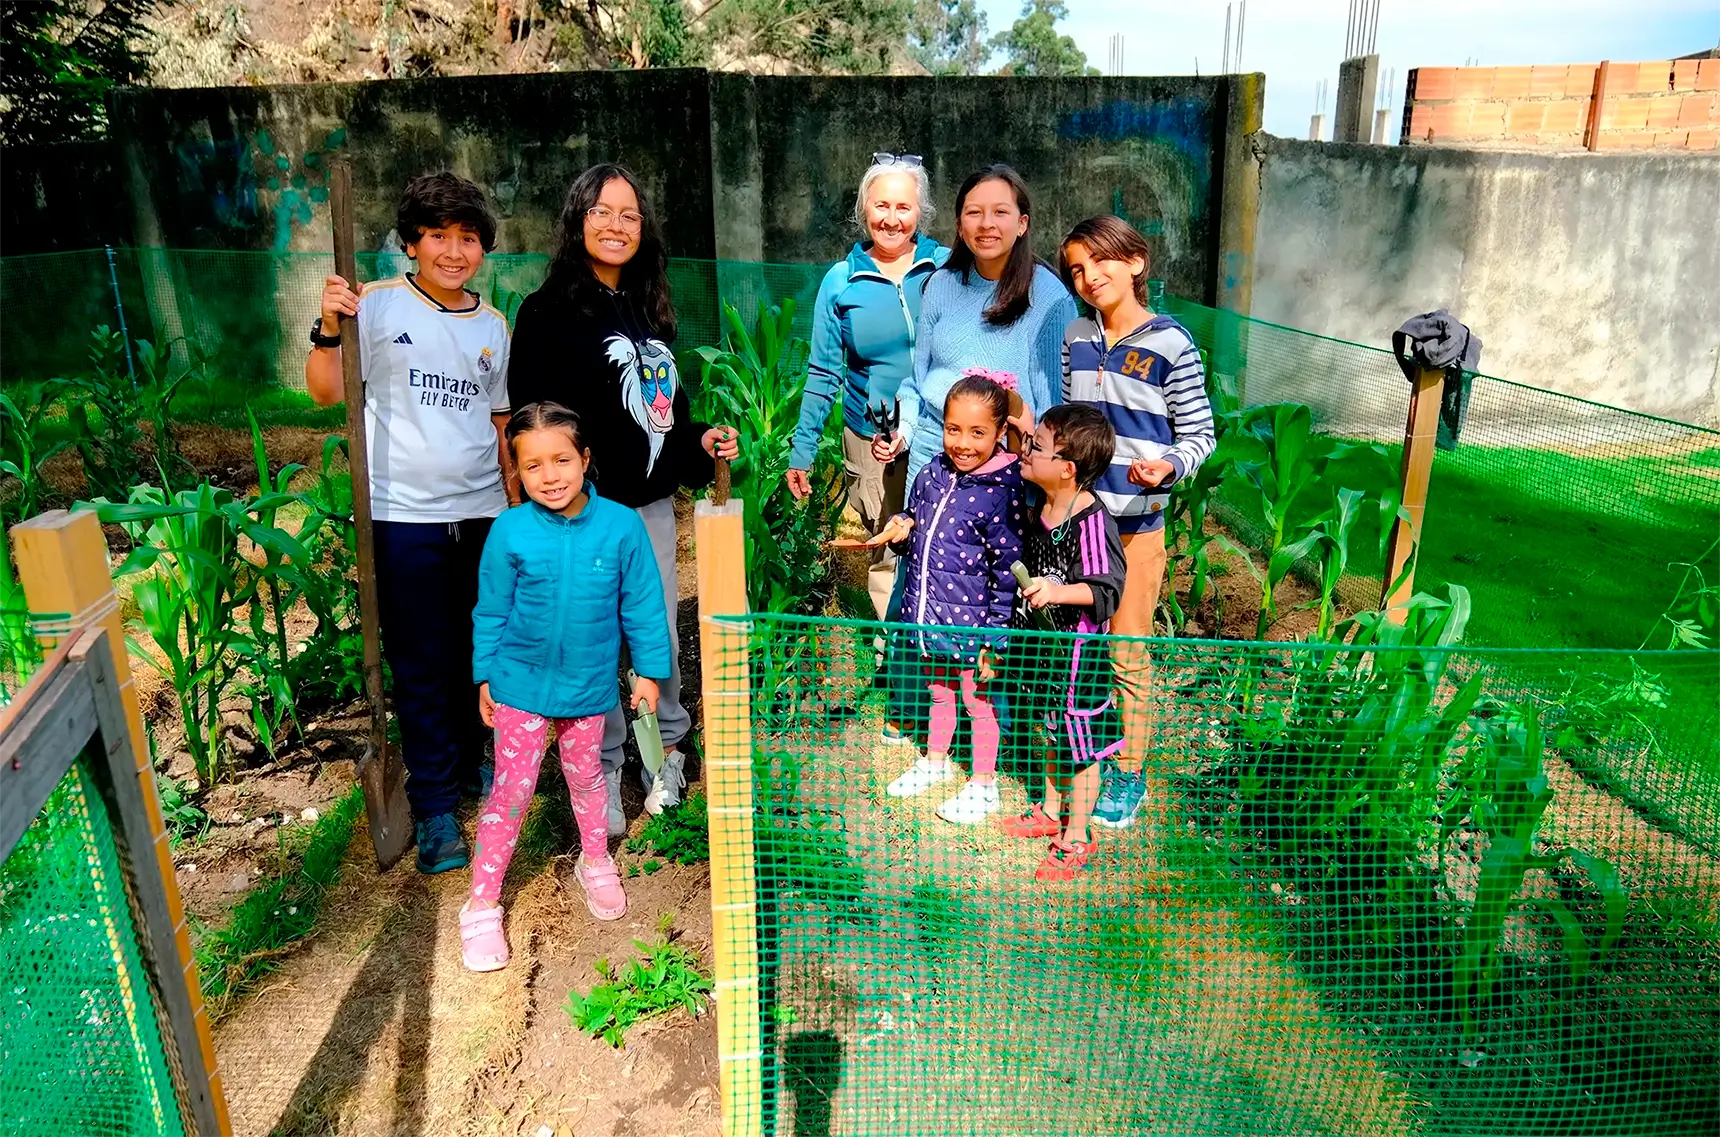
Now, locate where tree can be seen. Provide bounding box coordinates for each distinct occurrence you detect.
[990,0,1096,77]
[908,0,989,75]
[0,0,166,146]
[707,0,913,75]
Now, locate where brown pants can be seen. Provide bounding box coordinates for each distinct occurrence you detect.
[1111,526,1167,772]
[841,426,908,620]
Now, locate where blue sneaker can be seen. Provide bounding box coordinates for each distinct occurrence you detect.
[1092,765,1146,829]
[415,813,470,874]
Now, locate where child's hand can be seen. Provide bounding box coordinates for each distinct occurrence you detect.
[631,677,661,714]
[978,648,998,682]
[702,426,740,460]
[871,433,906,463]
[478,682,495,728]
[1021,576,1059,610]
[319,274,358,335]
[868,515,914,547]
[1007,405,1035,451]
[1128,457,1177,488]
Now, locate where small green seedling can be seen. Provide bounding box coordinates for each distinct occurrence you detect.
[626,790,709,864]
[563,916,713,1047]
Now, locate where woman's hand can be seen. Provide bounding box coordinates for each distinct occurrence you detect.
[1020,576,1060,610]
[319,274,358,336]
[478,682,496,728]
[785,468,811,500]
[1128,457,1177,488]
[702,426,740,460]
[631,677,661,714]
[868,515,914,547]
[871,433,906,463]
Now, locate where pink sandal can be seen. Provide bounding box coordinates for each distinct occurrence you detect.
[576,854,628,921]
[460,901,510,972]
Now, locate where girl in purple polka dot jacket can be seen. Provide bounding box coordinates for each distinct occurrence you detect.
[866,373,1027,825]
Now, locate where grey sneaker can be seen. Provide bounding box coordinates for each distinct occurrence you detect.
[604,762,626,837]
[644,749,686,816]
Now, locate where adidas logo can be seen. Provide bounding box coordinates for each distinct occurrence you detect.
[394,332,413,345]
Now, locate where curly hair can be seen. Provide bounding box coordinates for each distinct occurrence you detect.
[396,172,497,251]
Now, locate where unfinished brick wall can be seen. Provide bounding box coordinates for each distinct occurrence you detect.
[1402,58,1720,150]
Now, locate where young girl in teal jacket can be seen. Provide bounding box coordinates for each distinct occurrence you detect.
[462,402,673,972]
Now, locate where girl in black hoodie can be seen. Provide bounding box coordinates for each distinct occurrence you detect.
[510,163,737,833]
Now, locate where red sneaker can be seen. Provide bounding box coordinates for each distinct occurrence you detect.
[998,803,1060,839]
[1034,837,1096,882]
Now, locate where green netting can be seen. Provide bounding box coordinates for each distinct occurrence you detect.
[1,757,188,1137]
[718,614,1719,1137]
[1164,297,1720,656]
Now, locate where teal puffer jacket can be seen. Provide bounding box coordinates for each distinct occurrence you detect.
[472,488,671,718]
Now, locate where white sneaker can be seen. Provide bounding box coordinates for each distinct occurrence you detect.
[936,780,1000,825]
[604,763,626,837]
[644,749,687,816]
[886,755,956,798]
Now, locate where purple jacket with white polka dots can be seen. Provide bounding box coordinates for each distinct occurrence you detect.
[892,449,1026,664]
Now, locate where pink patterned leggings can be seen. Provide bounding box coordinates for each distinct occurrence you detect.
[471,703,607,903]
[926,665,998,777]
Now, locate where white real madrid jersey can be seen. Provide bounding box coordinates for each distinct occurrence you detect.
[356,276,512,523]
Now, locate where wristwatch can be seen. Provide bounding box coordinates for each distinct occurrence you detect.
[309,319,342,348]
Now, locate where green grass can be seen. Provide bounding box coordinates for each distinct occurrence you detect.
[192,785,362,1012]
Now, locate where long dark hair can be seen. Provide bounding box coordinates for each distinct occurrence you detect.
[541,163,677,340]
[944,164,1039,327]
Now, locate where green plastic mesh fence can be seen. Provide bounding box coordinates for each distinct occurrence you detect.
[717,614,1719,1137]
[1,757,188,1137]
[1164,298,1720,656]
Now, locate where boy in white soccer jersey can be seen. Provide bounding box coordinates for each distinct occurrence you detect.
[306,171,517,875]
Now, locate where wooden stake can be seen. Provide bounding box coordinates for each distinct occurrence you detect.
[11,510,232,1136]
[1584,60,1612,152]
[1381,364,1444,620]
[329,161,411,870]
[695,497,761,1137]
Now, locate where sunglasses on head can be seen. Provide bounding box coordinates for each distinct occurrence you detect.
[872,152,924,168]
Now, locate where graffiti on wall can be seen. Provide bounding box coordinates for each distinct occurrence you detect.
[171,126,347,250]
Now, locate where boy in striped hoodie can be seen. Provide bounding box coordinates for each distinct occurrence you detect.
[1058,216,1216,829]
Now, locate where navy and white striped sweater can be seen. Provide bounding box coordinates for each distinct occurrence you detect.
[1062,314,1217,535]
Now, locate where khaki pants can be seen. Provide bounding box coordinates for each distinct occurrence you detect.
[1111,526,1167,772]
[842,426,908,621]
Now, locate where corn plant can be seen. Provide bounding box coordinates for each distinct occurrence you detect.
[1215,403,1403,639]
[694,299,846,616]
[1159,446,1244,635]
[41,327,197,501]
[1211,584,1482,959]
[1451,705,1627,1041]
[93,479,312,784]
[0,513,42,705]
[1,390,70,522]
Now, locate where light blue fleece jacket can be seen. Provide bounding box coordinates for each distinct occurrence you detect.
[897,263,1078,482]
[788,234,950,470]
[472,488,672,719]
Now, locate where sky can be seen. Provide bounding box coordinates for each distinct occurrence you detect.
[976,0,1720,138]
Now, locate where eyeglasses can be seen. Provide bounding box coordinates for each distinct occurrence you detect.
[872,152,923,168]
[586,206,644,233]
[1023,436,1067,461]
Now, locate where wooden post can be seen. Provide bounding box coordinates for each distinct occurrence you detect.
[696,497,761,1137]
[1381,365,1444,620]
[1584,60,1612,151]
[329,160,411,870]
[11,510,232,1136]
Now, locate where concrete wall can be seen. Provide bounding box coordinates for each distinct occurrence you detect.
[1251,135,1720,426]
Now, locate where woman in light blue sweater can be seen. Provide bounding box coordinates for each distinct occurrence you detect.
[874,164,1078,481]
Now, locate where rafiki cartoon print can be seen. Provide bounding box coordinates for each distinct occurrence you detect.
[604,335,678,475]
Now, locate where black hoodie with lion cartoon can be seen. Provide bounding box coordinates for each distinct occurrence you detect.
[509,284,714,509]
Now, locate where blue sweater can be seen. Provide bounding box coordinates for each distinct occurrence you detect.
[472,489,672,719]
[897,263,1077,481]
[789,234,950,470]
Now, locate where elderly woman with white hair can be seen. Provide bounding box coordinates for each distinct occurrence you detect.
[786,152,949,624]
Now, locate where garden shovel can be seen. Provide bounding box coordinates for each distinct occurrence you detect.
[627,668,667,778]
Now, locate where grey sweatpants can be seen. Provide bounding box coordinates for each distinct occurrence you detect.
[602,495,687,780]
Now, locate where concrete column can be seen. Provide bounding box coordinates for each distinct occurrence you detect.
[1334,54,1380,142]
[1309,113,1326,141]
[1372,107,1393,144]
